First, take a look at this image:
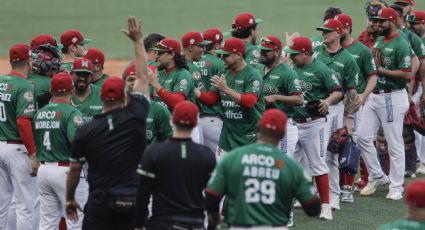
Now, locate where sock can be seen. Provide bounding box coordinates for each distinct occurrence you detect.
[315,174,330,204]
[360,157,369,183]
[344,173,355,187]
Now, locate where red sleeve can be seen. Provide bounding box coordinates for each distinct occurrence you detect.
[199,91,220,107]
[157,88,186,110]
[239,93,258,109]
[16,117,36,156]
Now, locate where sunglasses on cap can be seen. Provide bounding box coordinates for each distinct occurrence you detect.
[260,37,279,49]
[219,53,231,59]
[154,43,174,52]
[406,14,416,22]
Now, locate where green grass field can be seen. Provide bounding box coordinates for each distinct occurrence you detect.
[1,0,424,59]
[1,0,424,229]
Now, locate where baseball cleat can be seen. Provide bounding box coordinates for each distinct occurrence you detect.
[287,211,294,227]
[293,200,302,208]
[319,203,333,220]
[360,175,390,196]
[354,179,367,192]
[386,190,403,200]
[416,163,425,175]
[330,194,340,210]
[341,186,354,203]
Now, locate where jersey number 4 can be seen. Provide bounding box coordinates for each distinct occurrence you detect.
[245,178,276,204]
[43,131,52,151]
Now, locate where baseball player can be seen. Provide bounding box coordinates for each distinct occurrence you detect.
[70,58,103,123]
[377,179,425,230]
[230,12,262,66]
[285,36,343,220]
[407,10,425,175]
[357,8,411,200]
[84,48,109,87]
[336,13,378,203]
[0,44,38,229]
[123,63,172,145]
[34,72,88,230]
[194,28,226,153]
[314,18,360,210]
[60,29,91,72]
[28,43,62,109]
[198,38,265,156]
[257,35,304,157]
[205,109,321,229]
[311,6,343,49]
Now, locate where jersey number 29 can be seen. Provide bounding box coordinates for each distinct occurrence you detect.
[245,178,275,204]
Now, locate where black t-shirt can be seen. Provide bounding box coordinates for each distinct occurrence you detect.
[71,93,150,191]
[136,137,216,219]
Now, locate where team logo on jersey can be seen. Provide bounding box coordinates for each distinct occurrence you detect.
[192,71,201,81]
[331,74,340,84]
[73,115,83,126]
[298,80,312,91]
[197,82,205,90]
[404,55,412,66]
[146,130,153,139]
[384,57,392,66]
[252,80,260,91]
[275,159,285,169]
[293,79,302,91]
[179,79,188,90]
[252,50,260,58]
[23,91,33,102]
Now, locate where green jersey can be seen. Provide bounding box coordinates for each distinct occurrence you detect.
[258,63,302,118]
[402,28,425,59]
[245,41,261,66]
[60,62,73,72]
[92,73,109,88]
[0,73,36,141]
[215,65,265,151]
[71,85,103,123]
[292,60,341,119]
[27,73,51,109]
[344,41,377,94]
[194,54,225,116]
[378,219,425,230]
[311,35,323,50]
[373,33,412,90]
[34,100,83,162]
[146,101,172,145]
[314,46,360,91]
[207,143,316,226]
[151,67,196,111]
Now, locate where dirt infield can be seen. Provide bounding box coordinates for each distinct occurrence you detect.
[0,57,128,78]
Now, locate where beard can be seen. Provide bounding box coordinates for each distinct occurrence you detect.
[260,56,275,66]
[157,62,166,71]
[379,26,391,36]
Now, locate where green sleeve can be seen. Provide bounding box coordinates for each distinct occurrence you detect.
[172,71,195,97]
[66,110,84,141]
[360,48,377,77]
[207,154,229,195]
[285,71,302,95]
[212,59,225,76]
[246,47,261,65]
[396,41,413,70]
[344,58,360,89]
[16,84,35,118]
[411,33,425,58]
[244,71,263,96]
[321,68,340,94]
[293,162,316,203]
[155,104,172,141]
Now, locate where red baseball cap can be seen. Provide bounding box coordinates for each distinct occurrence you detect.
[72,58,93,74]
[405,179,425,208]
[182,31,211,48]
[203,28,225,44]
[394,0,414,5]
[317,19,343,34]
[84,48,105,66]
[232,12,262,30]
[284,36,312,54]
[30,34,62,50]
[122,63,136,80]
[408,10,425,24]
[60,29,91,48]
[335,14,353,29]
[100,76,125,101]
[172,101,199,127]
[9,44,31,62]
[372,7,399,23]
[216,38,246,55]
[50,72,74,93]
[259,109,288,134]
[259,36,282,51]
[151,38,182,55]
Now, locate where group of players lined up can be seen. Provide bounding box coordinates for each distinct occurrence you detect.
[1,0,425,229]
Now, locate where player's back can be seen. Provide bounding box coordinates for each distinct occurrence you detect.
[34,101,83,162]
[0,74,35,140]
[221,143,311,226]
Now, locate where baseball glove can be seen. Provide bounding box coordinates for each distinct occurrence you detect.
[327,128,349,154]
[305,99,328,117]
[372,48,384,69]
